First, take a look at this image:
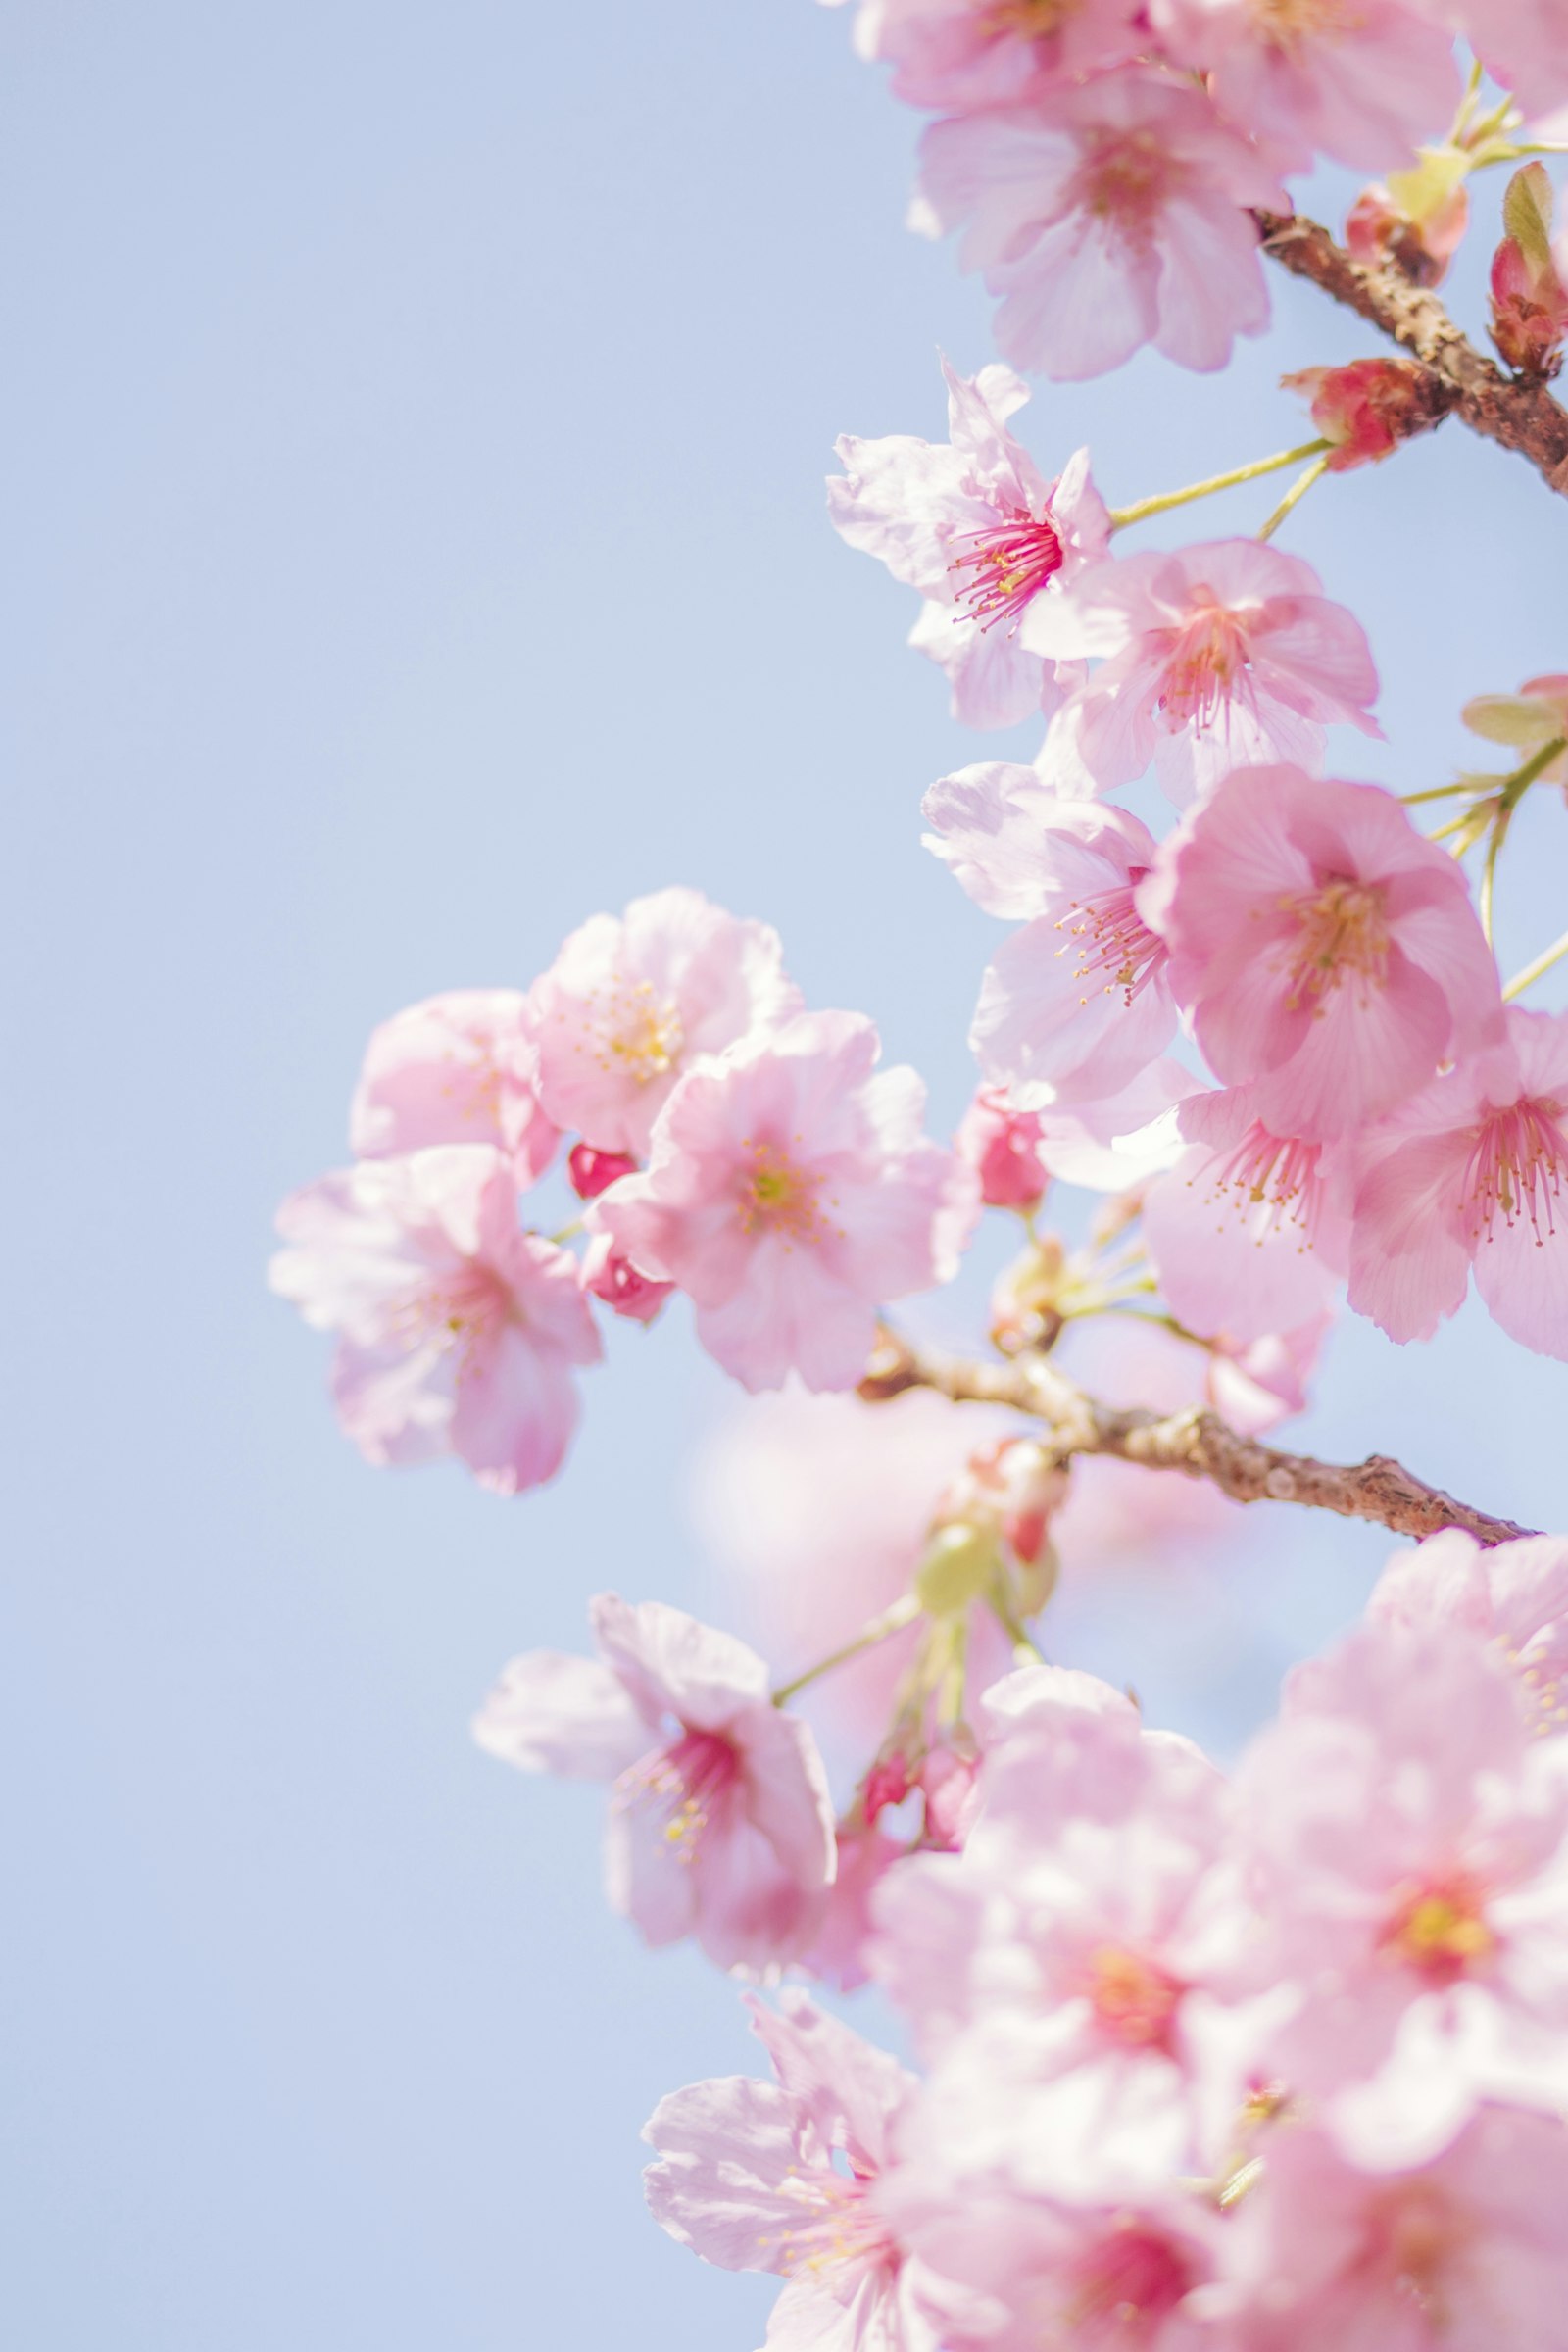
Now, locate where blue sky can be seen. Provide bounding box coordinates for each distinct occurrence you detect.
[6,5,1568,2346]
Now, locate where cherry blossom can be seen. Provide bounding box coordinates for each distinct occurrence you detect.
[828,357,1109,726]
[1152,0,1459,175]
[596,1009,974,1392]
[1022,538,1382,804]
[924,760,1175,1103]
[912,68,1287,381]
[1204,1316,1331,1437]
[1433,0,1568,119]
[527,887,801,1157]
[1145,765,1503,1140]
[473,1596,836,1972]
[956,1087,1051,1211]
[1462,673,1568,789]
[645,1990,939,2352]
[1229,2108,1568,2351]
[1368,1528,1568,1740]
[1242,1620,1568,2164]
[1348,1007,1568,1356]
[270,1144,601,1493]
[349,988,559,1184]
[835,0,1148,113]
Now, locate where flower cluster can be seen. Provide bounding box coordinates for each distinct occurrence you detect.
[270,888,972,1490]
[822,0,1568,379]
[268,8,1568,2346]
[641,1530,1568,2348]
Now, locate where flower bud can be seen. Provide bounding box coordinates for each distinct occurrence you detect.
[568,1143,639,1200]
[1347,152,1468,288]
[1490,165,1568,377]
[990,1235,1067,1353]
[1282,358,1449,472]
[580,1231,674,1324]
[956,1086,1050,1212]
[914,1520,1002,1618]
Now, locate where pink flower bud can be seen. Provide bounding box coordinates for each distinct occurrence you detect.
[1282,358,1449,472]
[1490,164,1568,377]
[864,1754,914,1822]
[919,1745,980,1850]
[956,1086,1050,1212]
[580,1232,673,1325]
[568,1143,639,1200]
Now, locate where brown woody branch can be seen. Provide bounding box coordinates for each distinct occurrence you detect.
[859,1329,1537,1549]
[1255,209,1568,496]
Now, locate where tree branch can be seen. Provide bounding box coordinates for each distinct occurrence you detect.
[859,1329,1537,1549]
[1255,209,1568,496]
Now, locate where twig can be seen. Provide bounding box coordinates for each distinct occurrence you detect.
[859,1329,1537,1549]
[1255,210,1568,496]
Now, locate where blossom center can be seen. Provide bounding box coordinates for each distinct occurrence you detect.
[1055,879,1165,1007]
[978,0,1082,36]
[1364,2183,1460,2324]
[1250,0,1361,51]
[949,508,1064,630]
[1065,2223,1196,2336]
[1083,1945,1185,2050]
[1461,1095,1568,1247]
[765,2168,899,2290]
[393,1260,511,1372]
[1072,132,1174,244]
[1279,875,1392,1008]
[1381,1875,1495,1984]
[739,1140,829,1245]
[1156,597,1253,729]
[599,977,685,1085]
[1204,1121,1327,1248]
[618,1728,738,1863]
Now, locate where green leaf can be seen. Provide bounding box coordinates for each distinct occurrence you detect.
[1503,161,1555,275]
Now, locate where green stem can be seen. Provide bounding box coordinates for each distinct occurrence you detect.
[1504,924,1568,1003]
[1107,440,1330,532]
[770,1593,922,1707]
[1399,782,1469,806]
[1255,452,1333,543]
[988,1590,1043,1666]
[1498,735,1567,813]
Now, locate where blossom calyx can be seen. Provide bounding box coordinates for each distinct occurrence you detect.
[1490,164,1568,377]
[1283,358,1451,472]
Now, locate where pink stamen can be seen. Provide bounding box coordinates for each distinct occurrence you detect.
[1065,2222,1196,2333]
[616,1729,738,1863]
[1156,597,1254,730]
[1055,879,1166,1006]
[1461,1097,1568,1248]
[949,508,1064,630]
[1206,1121,1327,1250]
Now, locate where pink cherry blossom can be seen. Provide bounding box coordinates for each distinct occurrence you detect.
[270,1144,601,1494]
[1283,357,1450,472]
[596,1010,975,1392]
[579,1230,673,1325]
[349,988,559,1184]
[1348,1007,1568,1357]
[829,357,1109,726]
[925,760,1175,1103]
[1141,1086,1353,1342]
[1230,2107,1568,2351]
[644,1990,939,2352]
[1152,0,1459,174]
[1145,765,1502,1140]
[897,2179,1229,2352]
[1019,1058,1198,1191]
[1241,1620,1568,2163]
[1023,539,1382,804]
[527,886,801,1157]
[956,1087,1051,1211]
[1368,1527,1568,1740]
[912,68,1287,382]
[473,1595,836,1972]
[841,0,1148,113]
